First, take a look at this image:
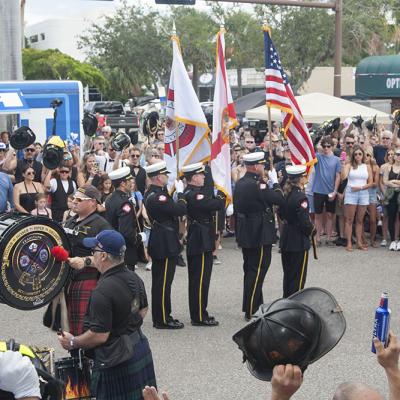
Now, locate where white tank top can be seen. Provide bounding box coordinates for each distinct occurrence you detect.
[348,163,368,187]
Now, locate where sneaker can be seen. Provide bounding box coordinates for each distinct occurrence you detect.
[396,242,400,251]
[213,255,221,265]
[218,244,222,250]
[134,265,138,270]
[377,220,383,227]
[389,241,397,251]
[380,239,387,247]
[145,261,152,271]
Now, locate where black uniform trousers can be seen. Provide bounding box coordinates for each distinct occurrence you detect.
[281,250,309,298]
[187,251,213,322]
[151,256,177,324]
[242,245,272,319]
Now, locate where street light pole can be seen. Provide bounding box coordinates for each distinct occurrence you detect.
[205,0,342,97]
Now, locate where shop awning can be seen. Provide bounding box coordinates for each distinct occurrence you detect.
[356,55,400,98]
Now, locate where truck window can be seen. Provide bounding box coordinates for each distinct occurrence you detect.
[93,103,124,115]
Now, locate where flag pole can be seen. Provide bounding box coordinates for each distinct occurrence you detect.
[264,20,274,171]
[172,21,180,179]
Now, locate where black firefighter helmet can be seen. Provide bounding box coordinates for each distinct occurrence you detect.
[10,126,36,150]
[232,287,346,381]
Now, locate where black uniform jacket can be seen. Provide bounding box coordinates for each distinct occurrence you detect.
[184,184,224,256]
[144,185,186,259]
[105,189,137,247]
[279,186,315,252]
[233,171,285,248]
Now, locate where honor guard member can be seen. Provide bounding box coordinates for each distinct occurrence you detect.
[144,161,186,329]
[106,166,143,270]
[280,165,315,298]
[64,184,111,336]
[233,152,285,321]
[182,163,224,326]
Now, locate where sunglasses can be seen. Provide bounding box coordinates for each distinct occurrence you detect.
[359,142,365,145]
[322,145,331,149]
[96,142,105,145]
[354,152,363,156]
[366,154,372,157]
[245,141,255,144]
[395,153,400,156]
[346,142,354,145]
[60,170,70,173]
[152,155,161,158]
[72,196,93,202]
[91,246,107,255]
[25,171,35,175]
[388,153,394,157]
[382,137,391,140]
[130,154,140,158]
[25,148,35,152]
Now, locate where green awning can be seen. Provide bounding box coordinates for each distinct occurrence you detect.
[356,55,400,98]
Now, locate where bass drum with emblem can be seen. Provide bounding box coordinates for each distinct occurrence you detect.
[0,212,71,310]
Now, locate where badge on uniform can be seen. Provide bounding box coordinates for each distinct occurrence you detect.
[158,195,167,203]
[196,194,204,200]
[122,203,132,213]
[301,200,308,209]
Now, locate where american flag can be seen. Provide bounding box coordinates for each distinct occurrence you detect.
[264,27,316,167]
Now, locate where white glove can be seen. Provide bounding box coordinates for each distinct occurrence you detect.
[226,204,234,217]
[268,168,278,185]
[0,351,41,398]
[138,231,147,243]
[175,179,184,194]
[129,196,137,206]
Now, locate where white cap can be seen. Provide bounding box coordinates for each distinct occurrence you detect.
[145,161,170,177]
[108,166,132,181]
[0,143,6,150]
[286,164,307,177]
[182,162,205,176]
[243,151,266,165]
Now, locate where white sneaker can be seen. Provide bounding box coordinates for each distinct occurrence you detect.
[378,220,383,227]
[218,244,222,250]
[380,239,387,247]
[396,242,400,251]
[145,261,152,271]
[389,241,397,251]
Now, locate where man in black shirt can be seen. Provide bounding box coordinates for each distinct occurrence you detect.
[64,185,111,335]
[58,230,156,400]
[14,144,43,183]
[128,147,147,195]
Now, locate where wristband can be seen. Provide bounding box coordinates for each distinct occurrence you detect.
[70,336,75,349]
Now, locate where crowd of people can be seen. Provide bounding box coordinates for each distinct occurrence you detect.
[0,117,399,400]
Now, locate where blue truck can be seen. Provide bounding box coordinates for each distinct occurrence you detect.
[0,80,84,146]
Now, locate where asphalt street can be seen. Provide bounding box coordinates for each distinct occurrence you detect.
[1,239,399,400]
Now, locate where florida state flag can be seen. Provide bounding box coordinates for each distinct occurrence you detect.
[211,28,237,204]
[165,34,210,188]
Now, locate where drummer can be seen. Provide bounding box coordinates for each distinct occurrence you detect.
[63,185,111,336]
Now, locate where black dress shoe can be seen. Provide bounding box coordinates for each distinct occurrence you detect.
[153,320,184,329]
[191,318,219,327]
[177,255,186,267]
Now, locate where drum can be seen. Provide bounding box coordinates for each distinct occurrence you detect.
[55,355,92,400]
[0,212,71,310]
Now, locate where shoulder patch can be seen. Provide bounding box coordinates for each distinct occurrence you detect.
[259,183,267,190]
[158,194,168,203]
[196,193,204,200]
[300,200,308,209]
[122,203,132,213]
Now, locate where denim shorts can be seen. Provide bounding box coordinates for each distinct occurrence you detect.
[344,187,369,205]
[368,187,378,204]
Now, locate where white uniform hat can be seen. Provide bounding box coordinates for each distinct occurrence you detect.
[182,162,205,177]
[286,165,307,178]
[243,151,266,165]
[108,166,132,181]
[144,161,170,177]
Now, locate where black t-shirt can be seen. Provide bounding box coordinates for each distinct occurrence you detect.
[373,145,388,167]
[84,264,147,336]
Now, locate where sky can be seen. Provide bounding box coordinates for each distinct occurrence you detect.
[24,0,216,25]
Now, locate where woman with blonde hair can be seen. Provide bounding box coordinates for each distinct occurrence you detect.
[342,145,373,251]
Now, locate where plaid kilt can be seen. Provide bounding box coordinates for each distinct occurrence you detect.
[91,335,157,400]
[66,278,97,336]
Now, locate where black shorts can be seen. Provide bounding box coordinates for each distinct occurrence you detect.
[313,192,336,214]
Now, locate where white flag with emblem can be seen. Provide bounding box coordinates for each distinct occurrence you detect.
[164,34,210,188]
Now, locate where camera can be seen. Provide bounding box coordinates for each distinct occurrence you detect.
[50,99,63,109]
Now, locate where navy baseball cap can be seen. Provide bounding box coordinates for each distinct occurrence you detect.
[83,230,126,256]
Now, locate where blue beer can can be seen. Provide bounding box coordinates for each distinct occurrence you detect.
[371,292,391,353]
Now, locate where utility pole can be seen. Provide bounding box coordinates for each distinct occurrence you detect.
[205,0,342,97]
